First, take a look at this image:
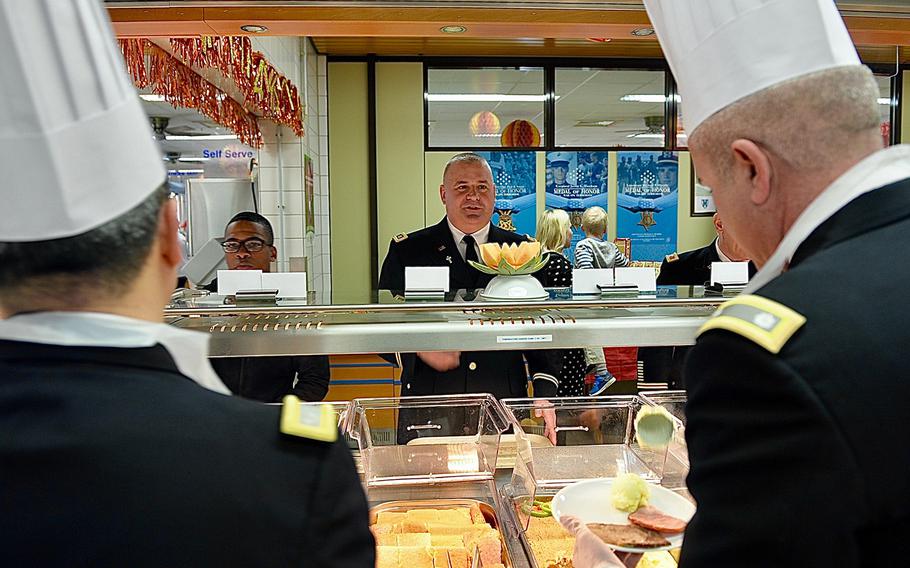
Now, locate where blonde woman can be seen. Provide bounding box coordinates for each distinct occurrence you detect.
[534,209,587,397]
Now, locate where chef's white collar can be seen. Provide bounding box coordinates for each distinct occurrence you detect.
[0,311,229,395]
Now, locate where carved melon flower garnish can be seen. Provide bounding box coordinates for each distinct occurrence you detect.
[469,241,548,276]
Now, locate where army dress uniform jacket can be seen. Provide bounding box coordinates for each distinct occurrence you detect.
[378,218,561,402]
[656,239,757,286]
[679,177,910,567]
[0,340,374,567]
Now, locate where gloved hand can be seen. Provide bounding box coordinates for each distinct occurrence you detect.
[559,515,643,568]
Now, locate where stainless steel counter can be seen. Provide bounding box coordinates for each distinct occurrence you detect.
[166,286,726,356]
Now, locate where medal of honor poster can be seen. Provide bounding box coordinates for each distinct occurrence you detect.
[544,151,609,262]
[616,151,679,261]
[477,151,537,237]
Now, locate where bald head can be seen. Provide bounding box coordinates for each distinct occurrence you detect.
[688,66,884,266]
[690,66,882,179]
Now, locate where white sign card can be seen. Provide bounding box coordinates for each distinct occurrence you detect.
[614,267,657,292]
[262,272,308,298]
[405,266,450,293]
[710,261,750,285]
[572,268,614,295]
[217,269,262,295]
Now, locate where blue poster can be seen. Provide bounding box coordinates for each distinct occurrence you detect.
[477,151,537,237]
[544,151,609,262]
[616,151,679,261]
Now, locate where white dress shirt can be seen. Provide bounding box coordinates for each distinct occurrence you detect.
[447,219,491,261]
[745,145,910,294]
[0,311,230,394]
[715,238,732,263]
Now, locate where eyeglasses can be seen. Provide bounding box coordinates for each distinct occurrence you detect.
[221,238,271,253]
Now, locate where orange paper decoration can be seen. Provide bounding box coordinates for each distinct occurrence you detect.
[169,37,304,136]
[469,111,501,137]
[500,120,541,147]
[118,39,263,148]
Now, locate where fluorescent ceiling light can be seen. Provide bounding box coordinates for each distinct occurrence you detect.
[626,133,665,139]
[168,169,204,174]
[472,133,502,138]
[878,97,891,105]
[620,94,681,103]
[427,94,551,102]
[177,157,211,162]
[140,94,166,102]
[165,134,238,141]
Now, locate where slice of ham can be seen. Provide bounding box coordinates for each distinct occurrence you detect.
[628,506,687,534]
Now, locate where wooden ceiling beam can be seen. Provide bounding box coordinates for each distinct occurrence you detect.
[107,6,910,47]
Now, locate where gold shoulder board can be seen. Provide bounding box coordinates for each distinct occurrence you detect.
[280,395,338,442]
[393,233,408,243]
[666,253,679,263]
[698,295,806,354]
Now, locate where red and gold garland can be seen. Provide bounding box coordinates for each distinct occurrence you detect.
[119,39,263,148]
[170,36,304,136]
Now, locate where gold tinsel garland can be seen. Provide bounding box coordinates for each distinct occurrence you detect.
[169,36,304,136]
[118,39,263,149]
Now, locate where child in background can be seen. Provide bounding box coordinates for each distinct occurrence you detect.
[574,206,634,395]
[574,206,630,270]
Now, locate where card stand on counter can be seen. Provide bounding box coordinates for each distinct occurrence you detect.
[640,390,689,488]
[499,396,673,532]
[347,393,510,488]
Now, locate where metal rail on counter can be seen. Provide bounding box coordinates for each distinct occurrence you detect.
[165,294,724,357]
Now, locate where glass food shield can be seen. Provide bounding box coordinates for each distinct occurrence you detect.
[641,390,689,486]
[348,394,509,487]
[500,396,673,531]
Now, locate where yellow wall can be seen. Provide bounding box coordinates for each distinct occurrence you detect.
[328,63,372,303]
[903,72,910,143]
[376,62,427,262]
[330,64,720,300]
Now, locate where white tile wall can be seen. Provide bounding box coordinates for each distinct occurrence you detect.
[253,37,330,297]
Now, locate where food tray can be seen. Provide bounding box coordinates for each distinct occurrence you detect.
[499,486,681,568]
[370,499,513,567]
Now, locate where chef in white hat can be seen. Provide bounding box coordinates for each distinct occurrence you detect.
[0,2,374,566]
[629,1,906,567]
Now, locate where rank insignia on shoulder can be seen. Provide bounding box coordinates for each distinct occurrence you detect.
[698,294,806,354]
[666,253,679,263]
[279,395,338,442]
[393,233,408,243]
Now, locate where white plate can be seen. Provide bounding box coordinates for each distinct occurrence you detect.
[551,478,695,553]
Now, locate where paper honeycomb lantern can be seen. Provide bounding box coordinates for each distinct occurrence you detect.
[500,119,541,147]
[469,111,501,137]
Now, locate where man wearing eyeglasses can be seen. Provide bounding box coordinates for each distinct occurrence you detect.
[205,212,330,403]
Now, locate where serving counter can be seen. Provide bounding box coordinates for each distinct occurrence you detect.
[174,287,702,567]
[165,286,725,357]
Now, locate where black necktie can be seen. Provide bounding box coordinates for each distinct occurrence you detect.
[462,235,479,264]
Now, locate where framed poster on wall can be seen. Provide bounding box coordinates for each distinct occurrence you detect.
[690,161,716,217]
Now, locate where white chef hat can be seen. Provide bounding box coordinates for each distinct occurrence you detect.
[643,0,861,135]
[0,0,165,242]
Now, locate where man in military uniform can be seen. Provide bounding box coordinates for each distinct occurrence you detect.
[642,214,757,387]
[379,153,559,441]
[657,213,755,286]
[0,3,373,566]
[643,1,910,567]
